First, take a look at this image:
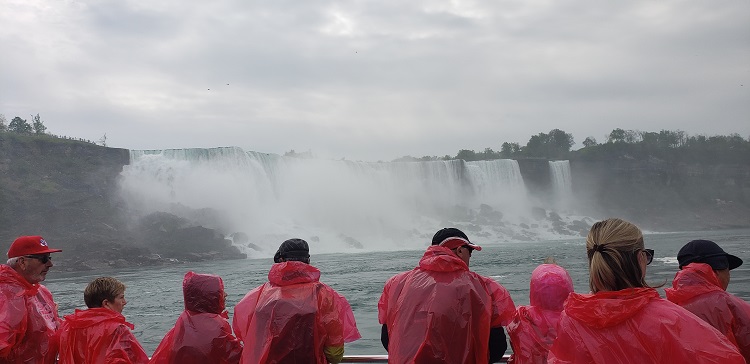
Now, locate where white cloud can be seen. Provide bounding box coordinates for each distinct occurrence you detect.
[1,0,748,160]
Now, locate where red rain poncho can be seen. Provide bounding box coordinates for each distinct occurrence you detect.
[665,263,750,361]
[150,271,242,364]
[507,264,573,364]
[0,264,60,364]
[548,287,745,364]
[232,261,360,364]
[378,246,516,364]
[58,307,149,364]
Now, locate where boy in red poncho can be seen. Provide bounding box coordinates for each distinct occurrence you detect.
[232,238,360,364]
[507,259,573,364]
[666,239,750,361]
[58,277,149,364]
[150,271,242,364]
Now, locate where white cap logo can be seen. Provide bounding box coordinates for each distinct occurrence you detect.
[40,238,48,247]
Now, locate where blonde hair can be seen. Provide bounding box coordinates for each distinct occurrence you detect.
[84,277,126,308]
[586,218,652,293]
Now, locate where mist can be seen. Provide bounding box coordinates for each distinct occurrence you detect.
[118,147,590,257]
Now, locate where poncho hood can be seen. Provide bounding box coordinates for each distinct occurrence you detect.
[0,264,39,296]
[564,287,659,329]
[665,263,724,305]
[63,307,134,330]
[418,245,468,272]
[268,261,321,286]
[183,271,225,314]
[529,264,574,312]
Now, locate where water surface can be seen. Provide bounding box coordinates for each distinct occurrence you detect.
[46,229,750,355]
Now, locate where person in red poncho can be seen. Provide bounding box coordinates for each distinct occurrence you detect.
[150,271,242,364]
[507,258,573,364]
[58,277,149,364]
[548,218,745,364]
[232,238,360,364]
[665,239,750,361]
[378,228,516,364]
[0,235,63,364]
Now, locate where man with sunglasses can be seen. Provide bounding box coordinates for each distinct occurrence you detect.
[378,228,515,364]
[666,239,750,361]
[1,235,63,364]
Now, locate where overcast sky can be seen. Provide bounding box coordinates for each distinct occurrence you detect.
[1,0,748,161]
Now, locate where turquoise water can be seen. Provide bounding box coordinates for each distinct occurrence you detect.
[45,229,750,355]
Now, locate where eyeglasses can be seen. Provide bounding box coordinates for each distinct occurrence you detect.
[643,249,654,265]
[24,255,52,264]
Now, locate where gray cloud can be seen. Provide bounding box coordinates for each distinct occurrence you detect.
[1,0,748,161]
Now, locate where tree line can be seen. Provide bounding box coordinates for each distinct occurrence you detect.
[0,114,47,135]
[0,113,105,146]
[3,112,747,163]
[395,128,750,163]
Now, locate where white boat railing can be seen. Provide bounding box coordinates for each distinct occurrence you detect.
[341,354,511,363]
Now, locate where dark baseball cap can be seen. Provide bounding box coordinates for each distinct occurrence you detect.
[677,239,743,270]
[273,238,310,263]
[431,227,482,251]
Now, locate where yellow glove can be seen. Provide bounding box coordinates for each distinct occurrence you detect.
[324,345,344,364]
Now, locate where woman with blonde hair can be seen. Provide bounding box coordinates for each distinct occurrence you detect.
[548,218,743,364]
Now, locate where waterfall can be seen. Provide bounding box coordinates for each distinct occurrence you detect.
[120,148,586,255]
[549,160,573,209]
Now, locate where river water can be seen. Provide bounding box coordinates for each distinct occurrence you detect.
[45,228,750,356]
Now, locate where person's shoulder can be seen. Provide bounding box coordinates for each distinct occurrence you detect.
[646,296,715,322]
[724,291,750,310]
[238,283,267,299]
[472,272,509,290]
[0,280,25,299]
[386,270,413,283]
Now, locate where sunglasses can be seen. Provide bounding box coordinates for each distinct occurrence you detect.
[643,249,654,265]
[24,255,52,264]
[451,245,473,256]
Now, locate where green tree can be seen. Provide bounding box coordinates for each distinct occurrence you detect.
[582,136,597,148]
[523,129,574,158]
[0,114,6,132]
[455,149,478,161]
[641,132,659,146]
[500,142,521,157]
[479,147,499,160]
[607,128,627,143]
[624,130,640,144]
[523,133,548,157]
[548,128,575,153]
[8,116,32,133]
[31,114,47,134]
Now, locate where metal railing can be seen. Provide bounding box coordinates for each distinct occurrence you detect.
[341,354,511,363]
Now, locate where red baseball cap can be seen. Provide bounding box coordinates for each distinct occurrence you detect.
[7,236,62,258]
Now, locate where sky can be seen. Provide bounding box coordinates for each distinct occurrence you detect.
[1,0,749,162]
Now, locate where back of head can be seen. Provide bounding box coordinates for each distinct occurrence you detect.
[84,277,125,308]
[586,218,647,293]
[677,239,743,271]
[529,264,574,312]
[274,238,310,264]
[183,271,225,314]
